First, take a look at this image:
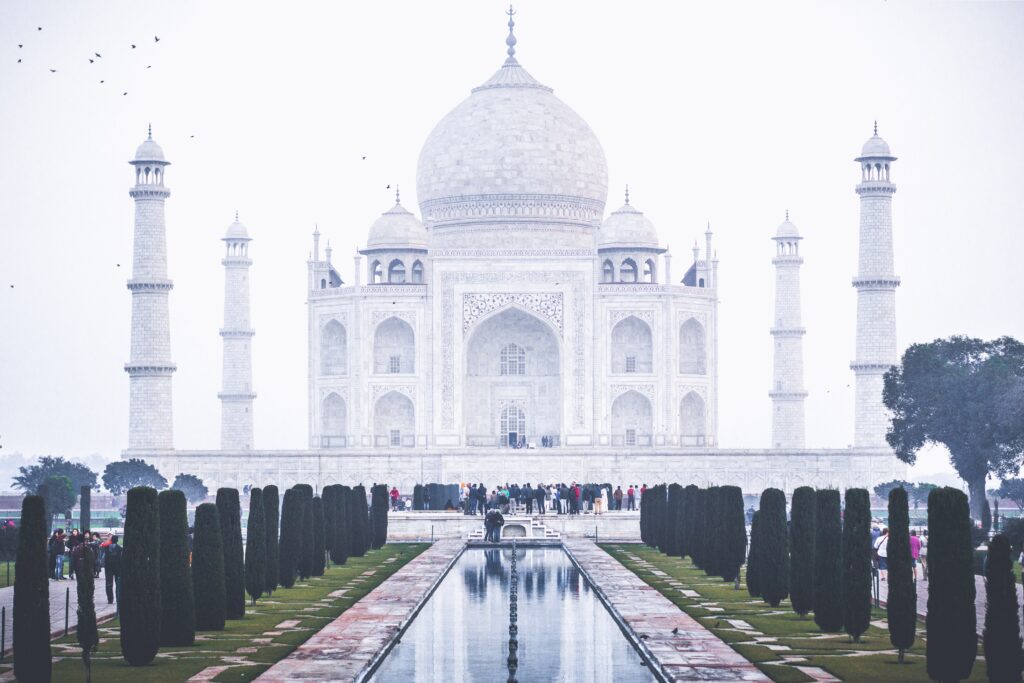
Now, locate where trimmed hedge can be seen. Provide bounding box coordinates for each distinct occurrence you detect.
[332,486,350,565]
[813,489,843,632]
[263,485,280,595]
[76,540,99,678]
[350,485,369,557]
[719,485,747,584]
[790,486,816,618]
[322,485,336,558]
[746,510,762,598]
[311,495,326,577]
[759,488,789,607]
[886,487,915,657]
[277,487,300,588]
[983,534,1023,681]
[371,484,389,549]
[216,488,245,619]
[158,489,195,646]
[245,488,266,605]
[80,485,91,532]
[294,484,314,579]
[14,495,51,682]
[192,503,226,631]
[120,486,161,665]
[842,488,871,643]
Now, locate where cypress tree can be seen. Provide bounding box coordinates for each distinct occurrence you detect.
[277,488,300,588]
[245,488,266,605]
[813,489,843,632]
[701,487,720,576]
[690,487,707,570]
[158,489,195,646]
[14,495,51,683]
[263,485,279,595]
[983,534,1022,681]
[655,484,669,553]
[720,485,747,585]
[886,486,915,658]
[790,486,816,618]
[322,485,336,560]
[120,486,161,665]
[192,503,226,631]
[331,486,349,565]
[842,488,872,643]
[80,485,91,532]
[747,510,762,598]
[666,484,683,556]
[371,484,389,549]
[216,488,245,619]
[759,488,790,607]
[413,484,424,511]
[76,542,98,683]
[639,486,650,546]
[681,485,699,561]
[350,485,369,557]
[926,487,977,682]
[294,484,315,578]
[311,496,326,576]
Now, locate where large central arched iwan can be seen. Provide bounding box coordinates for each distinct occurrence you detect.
[464,307,561,447]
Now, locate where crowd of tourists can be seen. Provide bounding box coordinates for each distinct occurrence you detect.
[871,525,927,581]
[455,482,645,515]
[46,527,125,603]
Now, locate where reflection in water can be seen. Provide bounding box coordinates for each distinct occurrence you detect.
[371,547,656,683]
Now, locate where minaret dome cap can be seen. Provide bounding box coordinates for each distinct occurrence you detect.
[855,123,896,162]
[774,216,801,239]
[133,126,168,164]
[224,213,250,240]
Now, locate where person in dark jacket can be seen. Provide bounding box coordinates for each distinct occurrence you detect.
[534,484,546,515]
[484,509,505,543]
[102,534,123,605]
[523,484,534,515]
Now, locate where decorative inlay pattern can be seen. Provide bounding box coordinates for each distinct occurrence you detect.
[370,383,417,404]
[610,309,654,326]
[318,312,348,328]
[370,310,416,328]
[610,383,655,402]
[432,248,594,258]
[462,292,563,335]
[678,384,708,401]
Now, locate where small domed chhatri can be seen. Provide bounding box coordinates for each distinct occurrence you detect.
[856,121,896,160]
[134,124,167,163]
[599,187,660,248]
[224,211,250,240]
[775,210,800,239]
[366,190,428,250]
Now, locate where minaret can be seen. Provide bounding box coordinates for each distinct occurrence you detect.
[852,123,899,449]
[125,127,176,451]
[770,211,807,449]
[219,212,256,450]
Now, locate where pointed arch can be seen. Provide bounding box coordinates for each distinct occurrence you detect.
[602,259,615,283]
[610,390,652,447]
[644,258,656,283]
[411,260,424,284]
[374,316,415,373]
[620,258,638,283]
[679,391,706,446]
[321,392,347,446]
[370,260,383,284]
[374,390,414,447]
[679,317,706,374]
[499,403,527,448]
[500,342,526,375]
[320,319,347,375]
[611,315,652,373]
[388,259,406,284]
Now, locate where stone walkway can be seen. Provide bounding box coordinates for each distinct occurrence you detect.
[563,539,768,682]
[876,571,1024,635]
[255,540,464,682]
[0,574,117,655]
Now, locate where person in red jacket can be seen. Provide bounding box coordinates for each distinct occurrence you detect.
[390,486,400,511]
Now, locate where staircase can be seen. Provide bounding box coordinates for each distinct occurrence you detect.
[467,515,560,541]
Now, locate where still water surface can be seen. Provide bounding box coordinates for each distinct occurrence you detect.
[371,546,657,682]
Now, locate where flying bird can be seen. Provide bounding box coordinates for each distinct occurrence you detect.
[49,68,56,73]
[89,59,94,63]
[116,263,121,267]
[672,627,679,635]
[361,155,366,160]
[146,65,152,69]
[386,184,390,189]
[122,91,128,96]
[18,44,22,48]
[130,44,136,49]
[37,27,42,31]
[16,59,21,63]
[99,80,105,83]
[154,36,160,42]
[95,52,102,58]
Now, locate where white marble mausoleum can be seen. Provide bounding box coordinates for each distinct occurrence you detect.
[122,14,905,493]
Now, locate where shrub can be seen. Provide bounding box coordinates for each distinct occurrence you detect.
[690,487,707,570]
[371,484,389,549]
[681,485,699,561]
[842,488,871,643]
[216,488,245,619]
[192,503,225,631]
[277,488,300,588]
[926,487,977,682]
[759,488,789,607]
[76,541,98,682]
[120,486,161,665]
[790,486,816,618]
[14,495,51,682]
[322,485,336,559]
[158,490,195,646]
[412,484,424,511]
[665,484,683,557]
[311,495,326,577]
[813,489,843,632]
[263,485,279,595]
[983,534,1023,681]
[350,485,369,557]
[245,488,266,605]
[294,484,315,579]
[746,510,762,598]
[886,487,915,658]
[719,486,747,584]
[331,486,349,565]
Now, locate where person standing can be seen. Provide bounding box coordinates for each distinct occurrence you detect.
[873,527,889,582]
[909,529,922,581]
[594,487,605,515]
[53,529,67,580]
[614,486,623,511]
[535,484,546,515]
[524,484,534,515]
[390,486,400,511]
[626,485,635,511]
[102,534,123,605]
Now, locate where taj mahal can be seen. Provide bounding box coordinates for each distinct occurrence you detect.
[122,13,905,492]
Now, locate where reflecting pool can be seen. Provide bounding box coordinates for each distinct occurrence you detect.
[371,546,657,682]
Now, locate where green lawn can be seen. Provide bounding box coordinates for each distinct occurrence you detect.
[0,561,13,588]
[601,544,990,683]
[5,544,427,683]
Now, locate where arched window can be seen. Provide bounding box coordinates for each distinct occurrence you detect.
[610,390,653,447]
[611,316,653,373]
[679,318,706,374]
[679,391,706,446]
[388,259,406,284]
[643,258,656,283]
[320,320,347,375]
[500,403,527,448]
[320,278,327,289]
[371,260,383,284]
[321,393,346,447]
[374,317,415,373]
[602,260,615,283]
[373,391,414,447]
[500,343,526,376]
[411,260,424,284]
[620,259,638,283]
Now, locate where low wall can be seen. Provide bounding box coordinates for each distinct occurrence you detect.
[386,511,642,541]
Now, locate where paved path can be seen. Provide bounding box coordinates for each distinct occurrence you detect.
[564,539,768,682]
[255,540,464,682]
[0,572,118,655]
[876,572,1024,635]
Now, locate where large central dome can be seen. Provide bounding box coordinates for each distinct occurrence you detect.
[416,45,608,233]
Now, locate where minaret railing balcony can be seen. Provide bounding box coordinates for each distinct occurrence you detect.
[854,182,896,196]
[221,257,253,267]
[127,279,173,292]
[769,327,806,336]
[217,391,257,400]
[124,362,177,375]
[129,186,171,199]
[771,255,804,266]
[768,390,808,399]
[219,328,255,338]
[851,276,901,289]
[849,361,895,372]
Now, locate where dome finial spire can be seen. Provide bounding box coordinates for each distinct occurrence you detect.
[624,184,630,205]
[147,123,152,140]
[785,208,789,221]
[395,184,400,205]
[505,4,517,61]
[873,120,878,136]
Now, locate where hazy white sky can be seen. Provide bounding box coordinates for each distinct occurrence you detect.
[1,1,1022,484]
